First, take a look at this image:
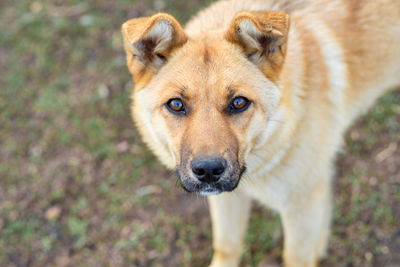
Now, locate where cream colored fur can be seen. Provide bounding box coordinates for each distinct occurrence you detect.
[122,0,400,266]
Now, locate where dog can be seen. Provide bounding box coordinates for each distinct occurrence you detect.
[121,0,400,266]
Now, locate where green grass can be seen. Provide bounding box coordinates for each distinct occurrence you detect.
[0,0,399,266]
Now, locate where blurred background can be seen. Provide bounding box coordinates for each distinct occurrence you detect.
[0,0,399,266]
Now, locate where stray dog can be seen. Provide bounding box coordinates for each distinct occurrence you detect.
[121,0,400,266]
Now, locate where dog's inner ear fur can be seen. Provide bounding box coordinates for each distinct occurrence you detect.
[121,13,187,77]
[226,11,290,81]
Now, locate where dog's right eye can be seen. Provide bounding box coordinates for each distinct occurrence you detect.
[166,98,186,115]
[227,96,251,114]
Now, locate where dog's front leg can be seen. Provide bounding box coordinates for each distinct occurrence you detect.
[280,179,332,267]
[208,193,252,267]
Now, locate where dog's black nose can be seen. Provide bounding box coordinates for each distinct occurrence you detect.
[191,157,226,183]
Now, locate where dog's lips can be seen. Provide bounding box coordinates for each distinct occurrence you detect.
[198,190,220,196]
[197,185,222,196]
[175,166,246,195]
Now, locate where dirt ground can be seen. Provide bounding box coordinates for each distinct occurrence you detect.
[0,0,399,266]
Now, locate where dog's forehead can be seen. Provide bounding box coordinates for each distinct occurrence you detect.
[163,39,266,98]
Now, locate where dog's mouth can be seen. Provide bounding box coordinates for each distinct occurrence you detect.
[175,166,246,195]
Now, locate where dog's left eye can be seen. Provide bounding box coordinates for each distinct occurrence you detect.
[228,96,251,114]
[166,98,186,114]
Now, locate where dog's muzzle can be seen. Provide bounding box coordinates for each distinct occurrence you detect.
[175,156,245,195]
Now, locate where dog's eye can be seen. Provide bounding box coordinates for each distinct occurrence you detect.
[166,98,186,114]
[228,96,251,114]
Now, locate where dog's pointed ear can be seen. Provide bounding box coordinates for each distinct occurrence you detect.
[121,13,187,81]
[225,11,290,81]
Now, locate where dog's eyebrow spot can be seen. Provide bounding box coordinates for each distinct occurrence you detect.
[226,86,235,101]
[178,86,189,99]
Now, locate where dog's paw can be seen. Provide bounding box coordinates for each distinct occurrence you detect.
[209,252,241,267]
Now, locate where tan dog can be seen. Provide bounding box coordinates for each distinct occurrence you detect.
[121,0,400,266]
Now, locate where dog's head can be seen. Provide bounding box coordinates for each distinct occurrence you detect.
[122,11,290,195]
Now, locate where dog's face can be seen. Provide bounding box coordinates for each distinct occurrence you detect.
[122,12,290,195]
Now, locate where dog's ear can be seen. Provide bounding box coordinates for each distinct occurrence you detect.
[121,13,187,82]
[226,11,290,81]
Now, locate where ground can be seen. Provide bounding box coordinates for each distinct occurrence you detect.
[0,0,399,266]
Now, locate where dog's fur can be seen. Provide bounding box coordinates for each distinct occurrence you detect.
[121,0,400,266]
